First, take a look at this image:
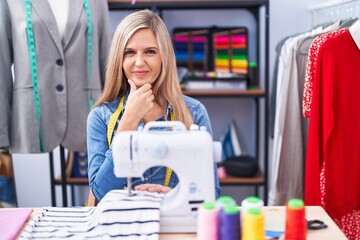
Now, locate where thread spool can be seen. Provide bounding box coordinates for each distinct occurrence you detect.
[216,195,236,208]
[197,201,219,240]
[241,196,264,219]
[284,199,306,240]
[242,208,265,240]
[248,61,258,89]
[219,205,241,240]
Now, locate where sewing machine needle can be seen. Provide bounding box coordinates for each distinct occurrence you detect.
[127,177,132,196]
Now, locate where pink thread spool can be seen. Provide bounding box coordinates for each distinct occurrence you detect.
[197,201,219,240]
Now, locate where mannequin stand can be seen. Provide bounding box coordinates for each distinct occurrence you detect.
[49,146,68,207]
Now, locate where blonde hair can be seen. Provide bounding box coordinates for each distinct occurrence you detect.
[94,9,193,128]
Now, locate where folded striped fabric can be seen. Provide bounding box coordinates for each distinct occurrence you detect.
[20,190,164,239]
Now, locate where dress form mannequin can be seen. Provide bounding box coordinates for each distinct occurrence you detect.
[0,0,111,207]
[0,0,111,153]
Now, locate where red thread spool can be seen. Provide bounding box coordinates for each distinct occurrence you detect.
[285,199,307,240]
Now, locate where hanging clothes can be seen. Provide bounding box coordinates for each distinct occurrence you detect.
[305,20,360,239]
[269,22,341,206]
[0,0,111,153]
[302,28,347,119]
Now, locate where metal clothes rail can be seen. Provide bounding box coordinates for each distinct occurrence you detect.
[309,0,360,27]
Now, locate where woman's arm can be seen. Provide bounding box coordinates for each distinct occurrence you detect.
[87,108,127,201]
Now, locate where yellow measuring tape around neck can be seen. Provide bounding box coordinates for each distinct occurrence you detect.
[107,96,125,147]
[107,96,173,187]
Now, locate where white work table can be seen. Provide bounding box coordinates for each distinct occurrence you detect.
[5,206,346,239]
[160,206,347,240]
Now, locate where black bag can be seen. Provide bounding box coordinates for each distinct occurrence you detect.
[222,155,258,177]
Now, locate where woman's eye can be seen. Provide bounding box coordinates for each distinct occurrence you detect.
[124,50,135,55]
[145,49,156,55]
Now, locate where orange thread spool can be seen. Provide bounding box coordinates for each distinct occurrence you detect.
[285,199,307,240]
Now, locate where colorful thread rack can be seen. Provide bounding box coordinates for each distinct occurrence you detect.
[172,27,249,77]
[213,28,248,75]
[173,29,209,71]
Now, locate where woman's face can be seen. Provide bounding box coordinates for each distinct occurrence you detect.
[123,28,162,88]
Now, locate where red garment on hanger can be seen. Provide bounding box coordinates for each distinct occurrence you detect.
[302,29,347,118]
[305,29,360,219]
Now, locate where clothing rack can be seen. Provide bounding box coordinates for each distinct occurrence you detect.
[309,0,360,27]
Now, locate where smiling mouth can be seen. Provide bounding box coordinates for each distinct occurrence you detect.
[133,71,149,77]
[133,70,148,73]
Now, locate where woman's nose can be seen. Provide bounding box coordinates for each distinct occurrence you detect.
[135,54,145,66]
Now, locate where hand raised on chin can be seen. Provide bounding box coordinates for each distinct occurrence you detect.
[125,79,155,122]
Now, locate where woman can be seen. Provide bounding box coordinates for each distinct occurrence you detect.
[87,9,220,202]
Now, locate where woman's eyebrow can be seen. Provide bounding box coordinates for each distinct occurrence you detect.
[125,46,158,50]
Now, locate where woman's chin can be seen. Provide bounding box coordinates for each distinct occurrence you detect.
[133,79,153,88]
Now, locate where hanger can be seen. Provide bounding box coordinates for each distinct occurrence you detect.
[316,20,336,29]
[297,20,342,55]
[339,17,359,28]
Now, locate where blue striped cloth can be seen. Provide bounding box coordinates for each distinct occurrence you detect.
[20,190,164,239]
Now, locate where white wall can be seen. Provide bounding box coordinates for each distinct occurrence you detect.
[12,0,324,207]
[12,147,89,207]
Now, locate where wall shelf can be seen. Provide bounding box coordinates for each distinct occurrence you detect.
[220,171,264,185]
[182,89,266,97]
[54,173,264,186]
[108,0,268,9]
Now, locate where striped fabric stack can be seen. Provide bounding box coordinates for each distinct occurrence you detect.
[20,190,164,239]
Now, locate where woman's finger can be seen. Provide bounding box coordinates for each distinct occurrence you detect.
[135,184,171,193]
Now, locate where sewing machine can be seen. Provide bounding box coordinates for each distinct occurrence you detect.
[112,121,221,233]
